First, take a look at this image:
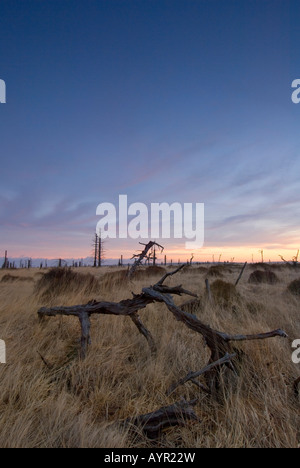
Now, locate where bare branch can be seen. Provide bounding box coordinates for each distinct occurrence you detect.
[224,329,288,342]
[37,351,53,370]
[190,379,211,394]
[153,284,198,298]
[167,353,236,396]
[130,312,157,355]
[156,264,186,285]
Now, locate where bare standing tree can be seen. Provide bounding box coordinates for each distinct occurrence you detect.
[152,245,157,266]
[1,250,8,269]
[92,231,105,267]
[259,250,264,263]
[98,232,105,267]
[93,233,98,267]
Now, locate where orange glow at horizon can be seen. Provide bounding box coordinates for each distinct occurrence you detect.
[9,243,300,264]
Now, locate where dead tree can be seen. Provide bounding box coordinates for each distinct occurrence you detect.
[152,245,157,266]
[128,241,164,279]
[98,233,104,267]
[38,264,287,394]
[1,250,8,269]
[92,232,105,267]
[259,249,264,263]
[93,233,98,267]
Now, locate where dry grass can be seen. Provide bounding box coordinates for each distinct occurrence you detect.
[209,280,241,309]
[0,264,299,448]
[35,268,100,300]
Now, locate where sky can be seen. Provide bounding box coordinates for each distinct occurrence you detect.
[0,0,300,263]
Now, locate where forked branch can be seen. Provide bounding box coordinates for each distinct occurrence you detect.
[167,353,236,396]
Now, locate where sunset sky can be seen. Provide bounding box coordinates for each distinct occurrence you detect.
[0,0,300,263]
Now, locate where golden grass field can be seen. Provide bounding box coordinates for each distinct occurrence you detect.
[0,263,299,448]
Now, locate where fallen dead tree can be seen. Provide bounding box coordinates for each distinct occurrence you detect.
[38,265,287,395]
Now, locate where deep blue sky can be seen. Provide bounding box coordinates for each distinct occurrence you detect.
[0,0,299,261]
